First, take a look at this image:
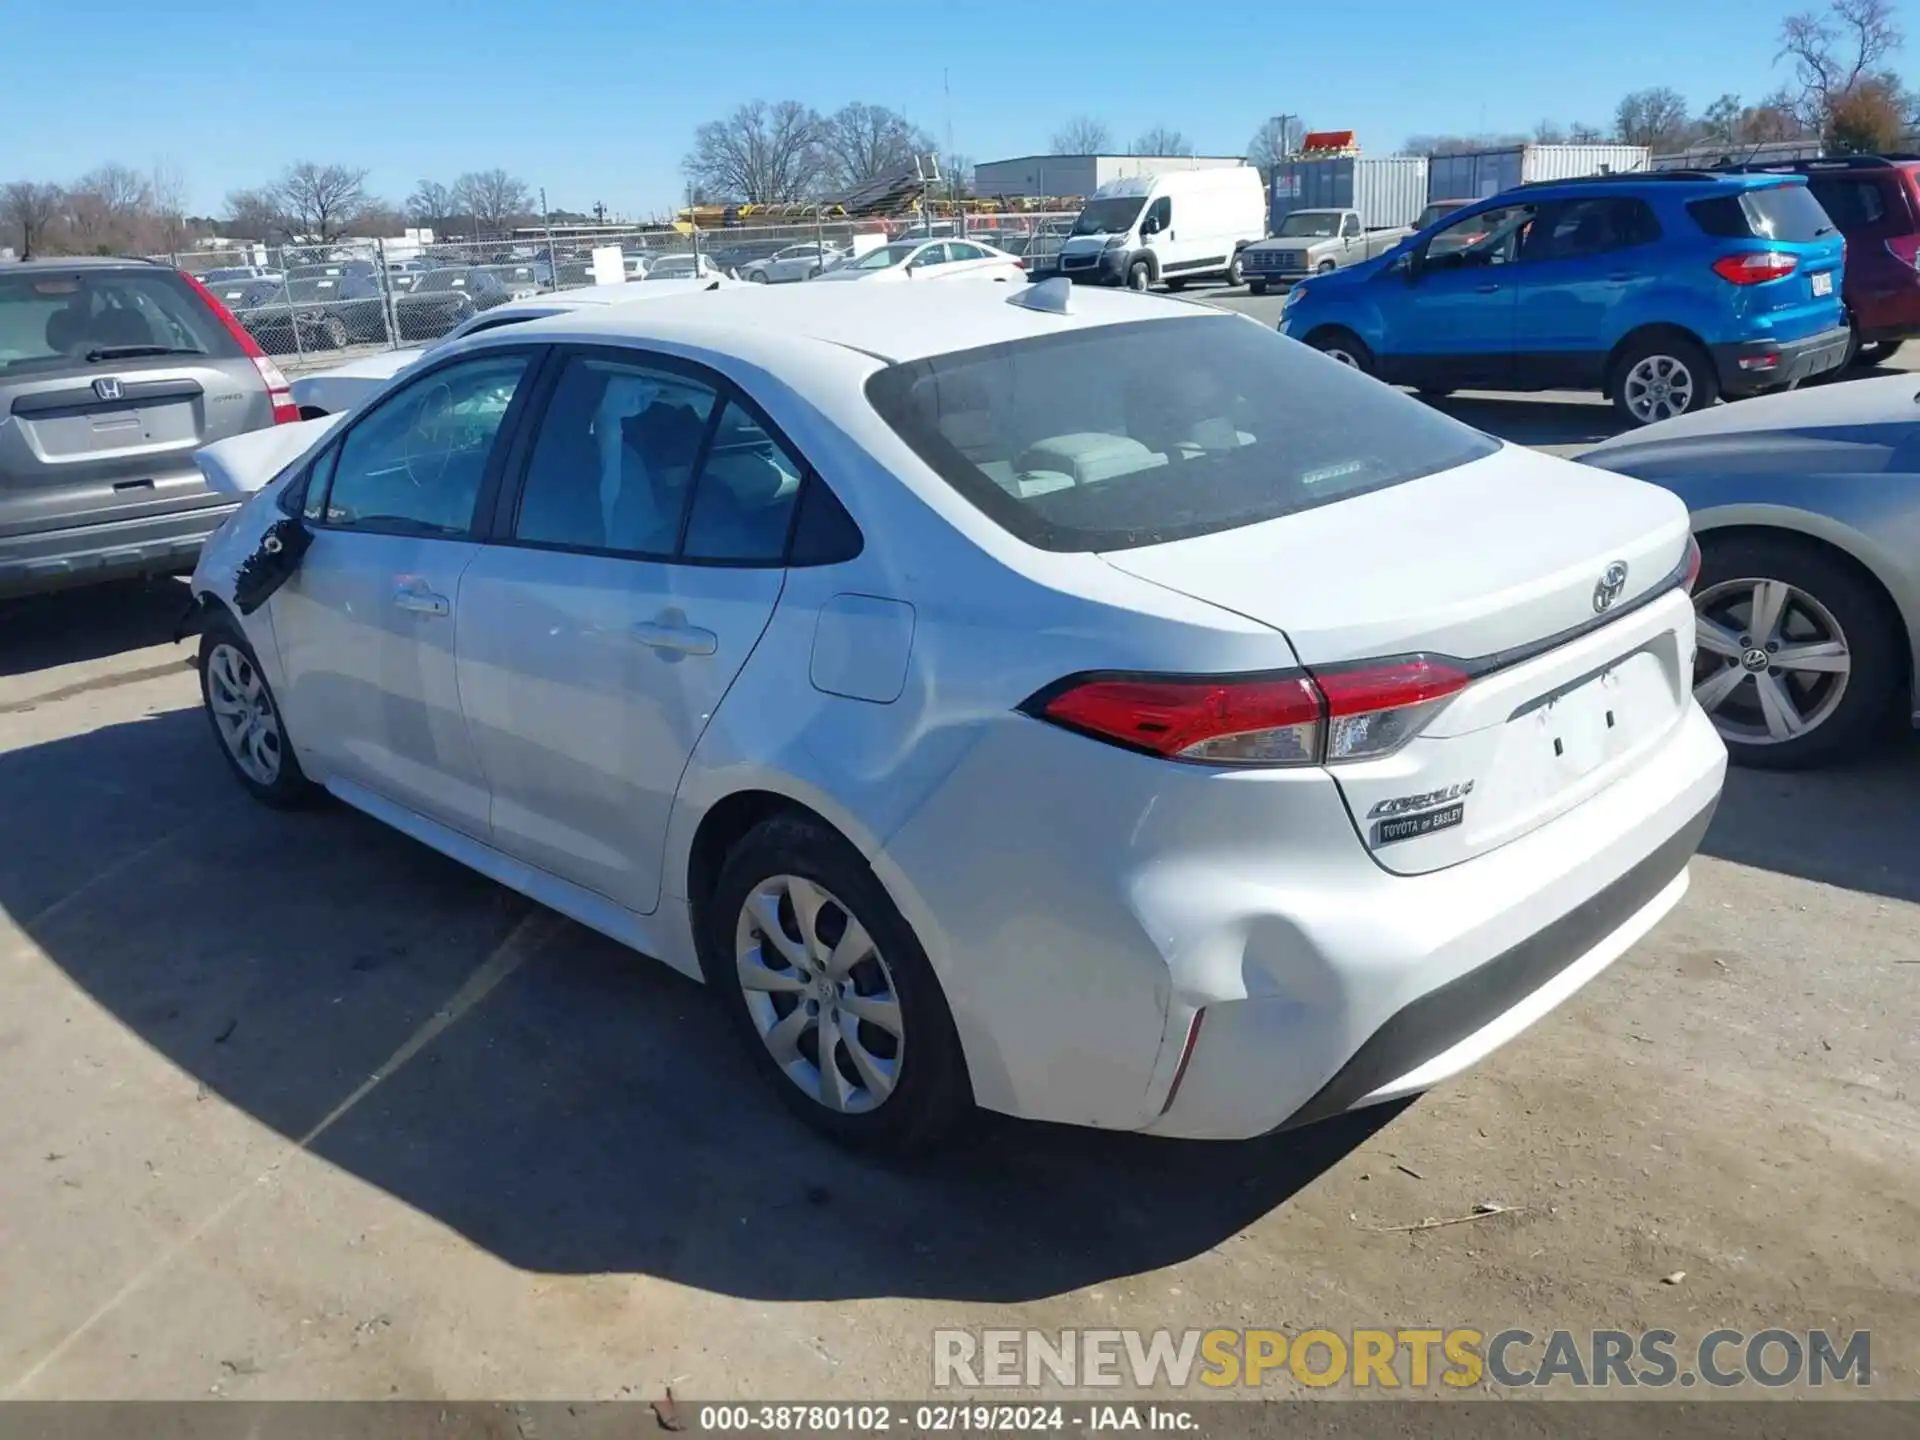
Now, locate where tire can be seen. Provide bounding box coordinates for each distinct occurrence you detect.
[321,315,350,349]
[1691,533,1907,770]
[1164,278,1187,291]
[1126,260,1152,292]
[198,613,315,809]
[747,269,769,284]
[1609,333,1718,426]
[1316,259,1337,275]
[1248,279,1267,296]
[1857,339,1904,367]
[1225,251,1244,287]
[1307,328,1376,376]
[708,814,973,1154]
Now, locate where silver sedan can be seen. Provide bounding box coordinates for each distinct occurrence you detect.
[1582,373,1920,769]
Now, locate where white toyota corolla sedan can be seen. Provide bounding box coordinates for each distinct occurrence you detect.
[182,278,1726,1152]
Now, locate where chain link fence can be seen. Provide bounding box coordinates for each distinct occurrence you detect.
[167,210,1082,370]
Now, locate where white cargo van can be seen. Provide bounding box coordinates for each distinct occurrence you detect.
[1055,166,1266,291]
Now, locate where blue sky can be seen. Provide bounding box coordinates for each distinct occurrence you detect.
[3,0,1875,218]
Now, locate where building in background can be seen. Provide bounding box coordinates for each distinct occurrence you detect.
[974,153,1248,201]
[1426,144,1651,202]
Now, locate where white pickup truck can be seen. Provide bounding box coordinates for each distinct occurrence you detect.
[1238,208,1413,294]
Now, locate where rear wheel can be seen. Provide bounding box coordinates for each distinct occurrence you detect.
[1165,278,1187,291]
[709,814,972,1153]
[1610,334,1717,426]
[1307,328,1375,376]
[321,315,350,349]
[1857,339,1905,367]
[1691,533,1906,769]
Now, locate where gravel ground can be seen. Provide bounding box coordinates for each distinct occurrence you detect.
[0,306,1915,1406]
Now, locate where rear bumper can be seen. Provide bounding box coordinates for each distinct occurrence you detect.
[0,504,237,600]
[1710,326,1850,396]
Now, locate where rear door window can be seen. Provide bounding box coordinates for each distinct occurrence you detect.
[0,268,243,372]
[864,315,1498,552]
[1804,176,1889,234]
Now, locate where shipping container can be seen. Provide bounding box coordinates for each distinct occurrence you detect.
[974,153,1246,201]
[1650,139,1824,170]
[1425,144,1651,202]
[1269,155,1428,232]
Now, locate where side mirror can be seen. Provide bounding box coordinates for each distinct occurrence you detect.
[1140,216,1160,237]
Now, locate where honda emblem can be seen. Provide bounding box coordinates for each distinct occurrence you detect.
[92,377,124,402]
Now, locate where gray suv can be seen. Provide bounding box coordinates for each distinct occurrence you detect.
[1,257,294,599]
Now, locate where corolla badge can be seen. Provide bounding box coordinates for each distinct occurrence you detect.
[1592,560,1630,614]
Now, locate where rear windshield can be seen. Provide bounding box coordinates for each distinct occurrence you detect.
[416,271,473,292]
[864,315,1499,552]
[0,269,241,373]
[1688,183,1834,242]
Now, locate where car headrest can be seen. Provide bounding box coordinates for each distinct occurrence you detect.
[45,307,85,352]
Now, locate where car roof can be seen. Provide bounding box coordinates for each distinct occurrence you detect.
[507,276,1213,365]
[5,255,167,272]
[1508,171,1811,202]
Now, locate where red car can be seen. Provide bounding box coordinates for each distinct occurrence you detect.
[1757,155,1920,366]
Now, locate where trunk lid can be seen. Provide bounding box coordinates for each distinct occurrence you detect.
[1100,445,1698,873]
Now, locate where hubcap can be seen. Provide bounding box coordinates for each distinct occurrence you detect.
[1324,347,1361,369]
[1624,355,1695,422]
[734,875,904,1114]
[1693,578,1851,745]
[206,642,282,785]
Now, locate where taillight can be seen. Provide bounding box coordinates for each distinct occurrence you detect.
[1885,235,1920,273]
[179,270,299,424]
[1025,655,1470,768]
[1711,252,1798,285]
[1682,535,1702,594]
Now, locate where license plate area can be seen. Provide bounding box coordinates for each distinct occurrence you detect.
[1812,271,1833,296]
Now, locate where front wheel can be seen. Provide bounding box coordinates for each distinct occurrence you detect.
[198,615,315,808]
[747,269,769,284]
[1307,328,1376,376]
[321,315,350,349]
[1247,279,1268,296]
[1126,260,1152,292]
[1225,251,1244,287]
[1610,335,1718,425]
[1316,260,1337,275]
[710,814,973,1153]
[1691,534,1905,769]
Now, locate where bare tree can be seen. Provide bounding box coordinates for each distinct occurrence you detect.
[1614,88,1696,150]
[684,100,827,204]
[264,161,369,241]
[1534,119,1568,144]
[1698,94,1744,144]
[819,103,931,191]
[941,152,975,199]
[222,187,282,242]
[1246,116,1305,181]
[62,162,155,252]
[453,169,532,232]
[1050,115,1112,153]
[150,161,189,256]
[1778,0,1905,128]
[406,179,457,230]
[2,180,62,258]
[1132,126,1194,157]
[1403,132,1529,155]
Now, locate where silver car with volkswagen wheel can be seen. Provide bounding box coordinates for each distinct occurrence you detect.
[1583,371,1920,769]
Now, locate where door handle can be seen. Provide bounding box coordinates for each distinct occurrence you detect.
[633,618,718,656]
[1607,272,1635,282]
[392,587,450,616]
[1474,283,1501,293]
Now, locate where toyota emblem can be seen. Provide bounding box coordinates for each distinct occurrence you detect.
[1592,560,1630,613]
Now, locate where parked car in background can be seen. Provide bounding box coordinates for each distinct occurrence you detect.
[711,239,787,275]
[183,280,1722,1153]
[200,265,283,285]
[234,274,388,351]
[1719,155,1920,368]
[0,258,294,599]
[1581,372,1920,769]
[743,243,843,283]
[1240,209,1413,295]
[390,267,513,342]
[811,238,1025,284]
[384,259,435,293]
[478,262,551,298]
[288,260,378,284]
[1280,171,1849,424]
[1056,166,1267,291]
[1413,198,1476,233]
[287,277,736,416]
[645,253,730,281]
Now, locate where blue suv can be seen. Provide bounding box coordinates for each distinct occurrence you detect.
[1277,172,1850,425]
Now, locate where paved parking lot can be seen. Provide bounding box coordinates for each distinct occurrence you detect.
[1,310,1917,1403]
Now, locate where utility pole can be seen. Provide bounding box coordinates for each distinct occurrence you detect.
[539,186,557,285]
[945,67,958,232]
